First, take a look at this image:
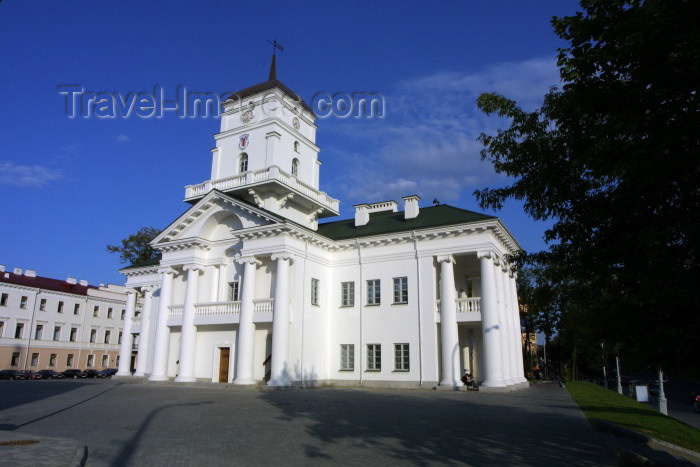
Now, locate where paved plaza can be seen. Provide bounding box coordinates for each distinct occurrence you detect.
[0,380,615,466]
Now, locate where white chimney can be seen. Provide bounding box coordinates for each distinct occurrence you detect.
[24,270,36,277]
[13,268,22,275]
[402,195,421,219]
[66,277,77,284]
[0,264,4,272]
[354,204,370,226]
[79,279,88,286]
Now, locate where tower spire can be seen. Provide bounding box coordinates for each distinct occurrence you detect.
[267,38,284,81]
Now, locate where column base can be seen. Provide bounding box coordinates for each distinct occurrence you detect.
[174,375,196,383]
[438,380,460,389]
[268,378,290,387]
[115,371,131,377]
[133,372,146,378]
[148,374,170,382]
[480,379,508,388]
[234,378,256,385]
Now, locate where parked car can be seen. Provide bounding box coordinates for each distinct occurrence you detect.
[37,369,65,379]
[84,369,108,378]
[102,368,118,376]
[62,369,86,379]
[98,369,114,378]
[20,370,42,380]
[0,369,26,380]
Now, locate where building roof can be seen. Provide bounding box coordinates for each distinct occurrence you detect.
[316,204,497,240]
[0,270,96,296]
[120,256,162,271]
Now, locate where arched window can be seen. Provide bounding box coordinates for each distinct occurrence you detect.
[239,153,248,173]
[291,158,299,177]
[294,141,300,153]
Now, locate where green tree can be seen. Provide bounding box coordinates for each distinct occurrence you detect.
[476,0,700,374]
[106,227,162,265]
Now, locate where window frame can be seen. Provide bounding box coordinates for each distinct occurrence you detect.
[20,295,28,309]
[39,298,46,311]
[34,324,43,340]
[311,278,319,306]
[393,277,409,304]
[0,293,8,306]
[340,344,355,371]
[366,344,381,371]
[239,152,248,173]
[394,343,410,372]
[227,281,240,301]
[52,326,61,341]
[15,322,24,339]
[340,281,355,307]
[366,279,381,306]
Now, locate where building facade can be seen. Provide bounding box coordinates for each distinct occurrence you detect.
[0,265,128,372]
[118,61,527,391]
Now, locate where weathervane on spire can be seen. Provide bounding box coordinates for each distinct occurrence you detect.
[268,38,284,57]
[267,38,284,81]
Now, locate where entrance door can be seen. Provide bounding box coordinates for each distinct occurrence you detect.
[219,348,230,383]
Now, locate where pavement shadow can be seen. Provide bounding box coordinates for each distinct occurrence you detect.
[0,380,91,412]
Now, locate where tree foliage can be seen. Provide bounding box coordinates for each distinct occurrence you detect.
[106,227,162,265]
[479,0,700,374]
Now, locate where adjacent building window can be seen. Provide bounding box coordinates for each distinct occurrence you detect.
[101,355,109,367]
[30,353,39,367]
[0,293,8,306]
[15,323,24,339]
[294,140,300,153]
[0,321,4,337]
[393,277,408,304]
[394,343,410,371]
[104,330,111,344]
[53,326,61,341]
[341,281,355,307]
[57,301,64,313]
[11,352,20,366]
[74,303,80,315]
[87,355,94,368]
[70,327,77,342]
[227,281,240,301]
[366,279,381,305]
[49,354,57,367]
[366,344,381,371]
[291,158,299,176]
[90,329,97,343]
[239,152,248,173]
[107,308,113,319]
[340,344,354,371]
[66,354,74,367]
[20,296,28,309]
[35,324,43,340]
[311,278,319,306]
[93,306,99,317]
[118,331,122,345]
[39,299,46,311]
[120,309,125,320]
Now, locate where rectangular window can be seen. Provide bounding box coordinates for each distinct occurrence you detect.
[311,278,319,306]
[107,307,113,319]
[39,298,46,311]
[93,306,99,317]
[341,282,355,307]
[57,301,64,313]
[367,344,381,371]
[49,354,57,367]
[15,323,24,339]
[393,277,408,304]
[35,324,43,340]
[20,296,28,309]
[70,327,77,342]
[11,352,20,366]
[394,343,410,371]
[465,276,473,298]
[104,330,111,344]
[366,279,381,305]
[101,355,109,367]
[0,293,8,306]
[90,329,96,343]
[0,321,4,337]
[66,354,74,367]
[30,353,39,367]
[118,331,122,344]
[74,303,80,315]
[87,355,94,368]
[340,344,354,371]
[120,309,125,320]
[227,281,240,301]
[53,326,61,341]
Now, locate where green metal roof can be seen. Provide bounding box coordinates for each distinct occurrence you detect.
[317,204,496,240]
[120,256,161,271]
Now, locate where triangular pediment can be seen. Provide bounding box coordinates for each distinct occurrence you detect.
[152,190,284,244]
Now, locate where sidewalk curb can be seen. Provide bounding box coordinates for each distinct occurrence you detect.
[69,444,88,467]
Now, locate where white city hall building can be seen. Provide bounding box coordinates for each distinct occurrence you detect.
[117,60,527,391]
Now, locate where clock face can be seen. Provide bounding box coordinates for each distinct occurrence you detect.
[292,117,300,130]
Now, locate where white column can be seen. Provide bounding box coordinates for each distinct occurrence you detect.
[116,290,137,376]
[149,267,175,381]
[133,286,154,377]
[269,253,293,386]
[478,251,506,388]
[509,272,527,383]
[496,261,516,385]
[175,265,202,383]
[438,255,460,387]
[234,256,259,385]
[209,264,222,302]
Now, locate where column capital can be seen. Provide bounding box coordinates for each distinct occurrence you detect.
[126,288,138,296]
[140,285,155,295]
[476,250,493,260]
[157,266,176,276]
[436,255,454,264]
[271,252,294,263]
[235,255,261,266]
[183,264,204,273]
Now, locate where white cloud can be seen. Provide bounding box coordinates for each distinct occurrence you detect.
[323,57,560,204]
[0,161,64,188]
[115,134,131,143]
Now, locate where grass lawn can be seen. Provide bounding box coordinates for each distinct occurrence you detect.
[567,381,700,452]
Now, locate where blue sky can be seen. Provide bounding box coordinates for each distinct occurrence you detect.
[0,0,581,285]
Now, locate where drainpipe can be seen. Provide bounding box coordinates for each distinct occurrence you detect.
[356,238,364,385]
[412,231,423,386]
[300,237,309,385]
[23,289,40,370]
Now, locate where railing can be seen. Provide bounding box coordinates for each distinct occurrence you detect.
[195,301,240,316]
[184,165,340,212]
[169,305,183,318]
[436,297,481,313]
[253,298,274,313]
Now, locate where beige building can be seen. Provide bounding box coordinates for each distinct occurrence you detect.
[0,264,129,372]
